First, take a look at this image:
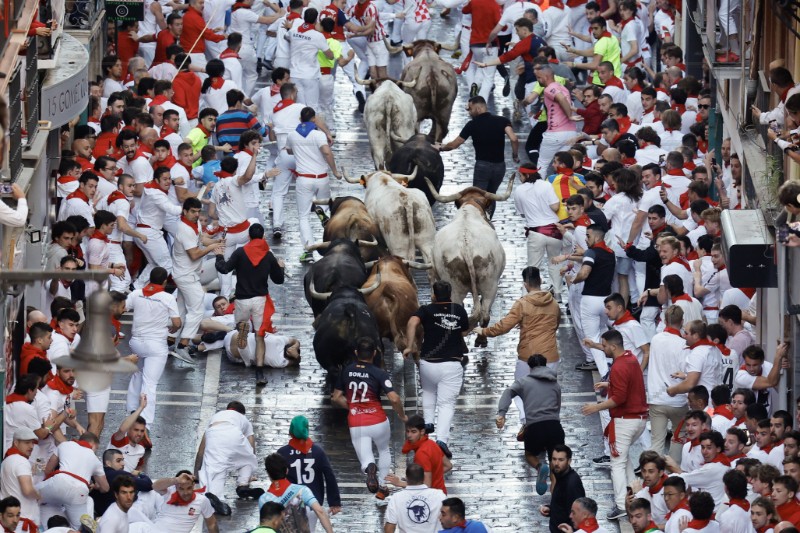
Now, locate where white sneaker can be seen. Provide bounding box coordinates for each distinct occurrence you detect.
[170,346,197,365]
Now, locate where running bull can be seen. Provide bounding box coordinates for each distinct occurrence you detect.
[303,238,374,319]
[388,134,445,206]
[313,196,387,262]
[426,176,514,347]
[358,77,418,169]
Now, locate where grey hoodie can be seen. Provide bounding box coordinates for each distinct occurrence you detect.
[497,366,561,424]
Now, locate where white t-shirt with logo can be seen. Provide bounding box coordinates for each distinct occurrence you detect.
[384,484,446,533]
[287,25,330,79]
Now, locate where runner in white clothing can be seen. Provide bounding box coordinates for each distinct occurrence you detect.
[270,83,304,240]
[384,464,445,533]
[228,0,285,95]
[286,9,333,110]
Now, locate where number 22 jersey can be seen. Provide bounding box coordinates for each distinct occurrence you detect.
[336,362,394,427]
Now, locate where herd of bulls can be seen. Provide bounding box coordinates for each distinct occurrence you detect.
[303,39,518,379]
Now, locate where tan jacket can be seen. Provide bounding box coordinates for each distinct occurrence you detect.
[482,290,561,362]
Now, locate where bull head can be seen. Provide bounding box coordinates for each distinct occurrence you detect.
[424,177,462,203]
[423,174,515,204]
[391,166,418,182]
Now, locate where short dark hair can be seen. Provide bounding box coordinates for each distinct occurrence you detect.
[149,266,169,285]
[303,7,318,23]
[662,274,685,297]
[264,453,288,480]
[575,497,598,516]
[732,388,756,405]
[0,497,20,513]
[604,293,625,308]
[13,374,39,395]
[699,430,724,450]
[552,443,572,460]
[29,321,53,342]
[742,344,765,362]
[638,450,666,471]
[688,385,709,404]
[441,498,466,519]
[468,96,487,107]
[775,475,799,494]
[711,384,731,407]
[220,156,239,174]
[628,497,651,514]
[272,67,290,84]
[227,32,242,48]
[405,414,426,430]
[746,402,769,422]
[226,401,246,414]
[521,266,541,286]
[718,305,742,324]
[300,107,316,123]
[406,463,425,485]
[260,501,285,521]
[226,89,246,108]
[94,210,116,229]
[723,469,748,499]
[249,223,265,240]
[112,475,136,494]
[355,337,377,361]
[773,410,793,429]
[600,329,624,348]
[726,427,749,446]
[432,280,451,301]
[688,491,715,520]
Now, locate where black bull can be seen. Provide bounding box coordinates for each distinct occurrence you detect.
[388,134,444,206]
[303,239,368,318]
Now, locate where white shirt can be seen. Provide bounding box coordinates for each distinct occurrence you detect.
[207,409,254,436]
[613,319,650,365]
[87,235,110,268]
[711,413,735,435]
[234,150,261,208]
[126,287,180,340]
[109,434,147,473]
[684,521,721,533]
[734,361,777,415]
[136,185,182,230]
[602,84,628,104]
[3,401,40,455]
[118,154,154,185]
[48,331,80,372]
[661,261,695,297]
[681,460,730,507]
[513,180,559,227]
[149,61,178,80]
[205,0,236,36]
[103,78,126,98]
[540,5,571,48]
[229,5,260,45]
[716,503,753,533]
[647,329,689,406]
[58,194,94,227]
[634,145,668,167]
[603,193,638,257]
[153,488,214,532]
[273,102,305,151]
[287,24,330,79]
[273,13,303,60]
[681,441,704,473]
[653,9,675,40]
[767,442,785,472]
[103,193,132,243]
[251,86,281,125]
[660,130,685,153]
[97,502,129,533]
[200,80,240,116]
[696,256,720,311]
[222,56,243,90]
[685,344,723,395]
[0,454,38,523]
[498,2,540,41]
[384,484,446,533]
[287,129,330,176]
[53,440,105,483]
[211,176,249,228]
[635,485,669,525]
[173,218,204,277]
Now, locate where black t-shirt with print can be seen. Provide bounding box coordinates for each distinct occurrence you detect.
[414,302,470,361]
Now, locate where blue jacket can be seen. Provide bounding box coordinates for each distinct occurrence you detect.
[440,520,490,533]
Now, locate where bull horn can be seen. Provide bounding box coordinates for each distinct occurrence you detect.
[309,279,332,301]
[357,236,379,247]
[358,272,381,295]
[304,241,331,252]
[424,177,462,203]
[398,78,417,88]
[385,38,403,54]
[342,169,361,184]
[354,73,372,86]
[403,259,433,270]
[484,173,516,202]
[391,166,418,182]
[363,259,379,269]
[438,41,459,51]
[312,198,332,206]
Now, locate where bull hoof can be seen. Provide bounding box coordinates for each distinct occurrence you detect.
[474,335,488,348]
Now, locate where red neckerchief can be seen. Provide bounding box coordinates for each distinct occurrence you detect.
[151,95,169,106]
[273,98,295,113]
[622,157,637,167]
[605,76,624,89]
[111,314,122,345]
[90,230,108,242]
[613,310,636,325]
[619,16,634,29]
[197,124,212,138]
[47,375,74,395]
[667,255,691,271]
[714,404,734,419]
[4,446,30,459]
[352,0,371,19]
[243,239,270,266]
[232,1,249,9]
[153,154,178,170]
[709,452,732,466]
[600,31,613,38]
[756,523,777,533]
[664,327,683,337]
[777,501,800,520]
[107,190,128,205]
[609,132,622,146]
[287,10,302,20]
[781,86,792,103]
[555,166,574,177]
[208,76,225,90]
[577,517,600,532]
[289,437,314,454]
[402,433,431,454]
[686,519,711,530]
[548,58,559,64]
[88,116,100,124]
[142,283,165,297]
[689,338,715,349]
[591,241,614,254]
[687,436,700,450]
[643,104,655,114]
[631,84,643,92]
[298,22,316,33]
[66,188,90,204]
[181,216,199,235]
[166,490,197,506]
[763,439,784,454]
[672,103,686,114]
[741,287,756,299]
[687,251,699,261]
[58,175,77,184]
[268,478,293,496]
[270,84,281,96]
[729,498,750,511]
[677,62,687,71]
[617,116,632,133]
[666,498,690,520]
[574,214,592,227]
[651,223,668,239]
[666,168,685,177]
[649,473,669,495]
[160,125,177,139]
[714,342,731,356]
[220,48,240,59]
[214,170,234,179]
[75,440,94,450]
[54,325,75,342]
[5,393,30,404]
[144,180,168,194]
[128,147,150,162]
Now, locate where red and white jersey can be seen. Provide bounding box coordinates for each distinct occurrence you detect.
[0,454,39,524]
[118,154,154,185]
[53,440,105,484]
[210,176,249,228]
[335,361,394,427]
[346,1,386,42]
[126,287,179,340]
[136,184,182,230]
[109,434,146,473]
[400,0,430,24]
[251,85,282,125]
[153,488,214,532]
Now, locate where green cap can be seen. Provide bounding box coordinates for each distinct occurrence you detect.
[289,415,309,440]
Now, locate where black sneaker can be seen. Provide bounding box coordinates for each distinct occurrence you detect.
[502,76,511,97]
[634,465,642,477]
[365,462,379,493]
[469,83,479,98]
[205,492,232,516]
[592,454,611,466]
[437,440,453,459]
[236,486,265,500]
[575,361,598,371]
[607,505,627,520]
[424,423,435,434]
[255,367,267,387]
[356,91,366,113]
[263,59,274,71]
[273,227,283,240]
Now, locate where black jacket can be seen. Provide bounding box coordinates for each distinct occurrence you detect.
[625,238,663,307]
[91,466,154,517]
[549,467,585,533]
[215,247,285,300]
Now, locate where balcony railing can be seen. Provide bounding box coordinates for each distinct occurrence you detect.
[62,0,103,31]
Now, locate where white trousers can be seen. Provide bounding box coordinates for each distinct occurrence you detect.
[271,151,296,230]
[134,228,172,290]
[37,474,93,529]
[108,242,131,292]
[568,282,592,362]
[126,337,169,424]
[337,41,362,97]
[640,306,659,340]
[466,46,497,101]
[295,77,321,112]
[296,176,331,248]
[218,228,251,298]
[347,37,370,90]
[198,425,258,496]
[174,271,205,341]
[419,360,463,444]
[138,42,156,68]
[319,75,335,123]
[85,386,111,414]
[610,418,647,509]
[580,295,610,375]
[239,43,258,97]
[526,231,564,298]
[189,52,208,70]
[350,419,392,483]
[718,0,740,37]
[538,130,576,177]
[400,19,431,66]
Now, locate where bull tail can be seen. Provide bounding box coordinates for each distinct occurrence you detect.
[464,240,482,327]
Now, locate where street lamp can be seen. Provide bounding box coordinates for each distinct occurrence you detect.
[52,290,137,392]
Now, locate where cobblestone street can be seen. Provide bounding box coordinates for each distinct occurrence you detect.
[97,11,624,532]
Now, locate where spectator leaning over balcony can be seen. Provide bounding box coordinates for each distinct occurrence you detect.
[0,183,28,228]
[751,68,800,129]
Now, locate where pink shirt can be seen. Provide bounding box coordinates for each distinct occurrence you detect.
[544,82,573,132]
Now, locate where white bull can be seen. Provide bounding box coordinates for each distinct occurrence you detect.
[344,169,435,270]
[425,176,514,347]
[359,78,418,169]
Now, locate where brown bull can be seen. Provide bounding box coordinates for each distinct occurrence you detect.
[362,255,431,352]
[398,40,458,143]
[314,196,387,262]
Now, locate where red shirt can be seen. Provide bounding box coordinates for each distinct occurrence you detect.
[172,71,202,120]
[608,351,648,418]
[498,34,537,64]
[777,501,800,527]
[153,29,178,66]
[577,99,604,134]
[404,435,447,493]
[462,0,500,45]
[93,132,120,160]
[181,6,225,55]
[117,31,140,80]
